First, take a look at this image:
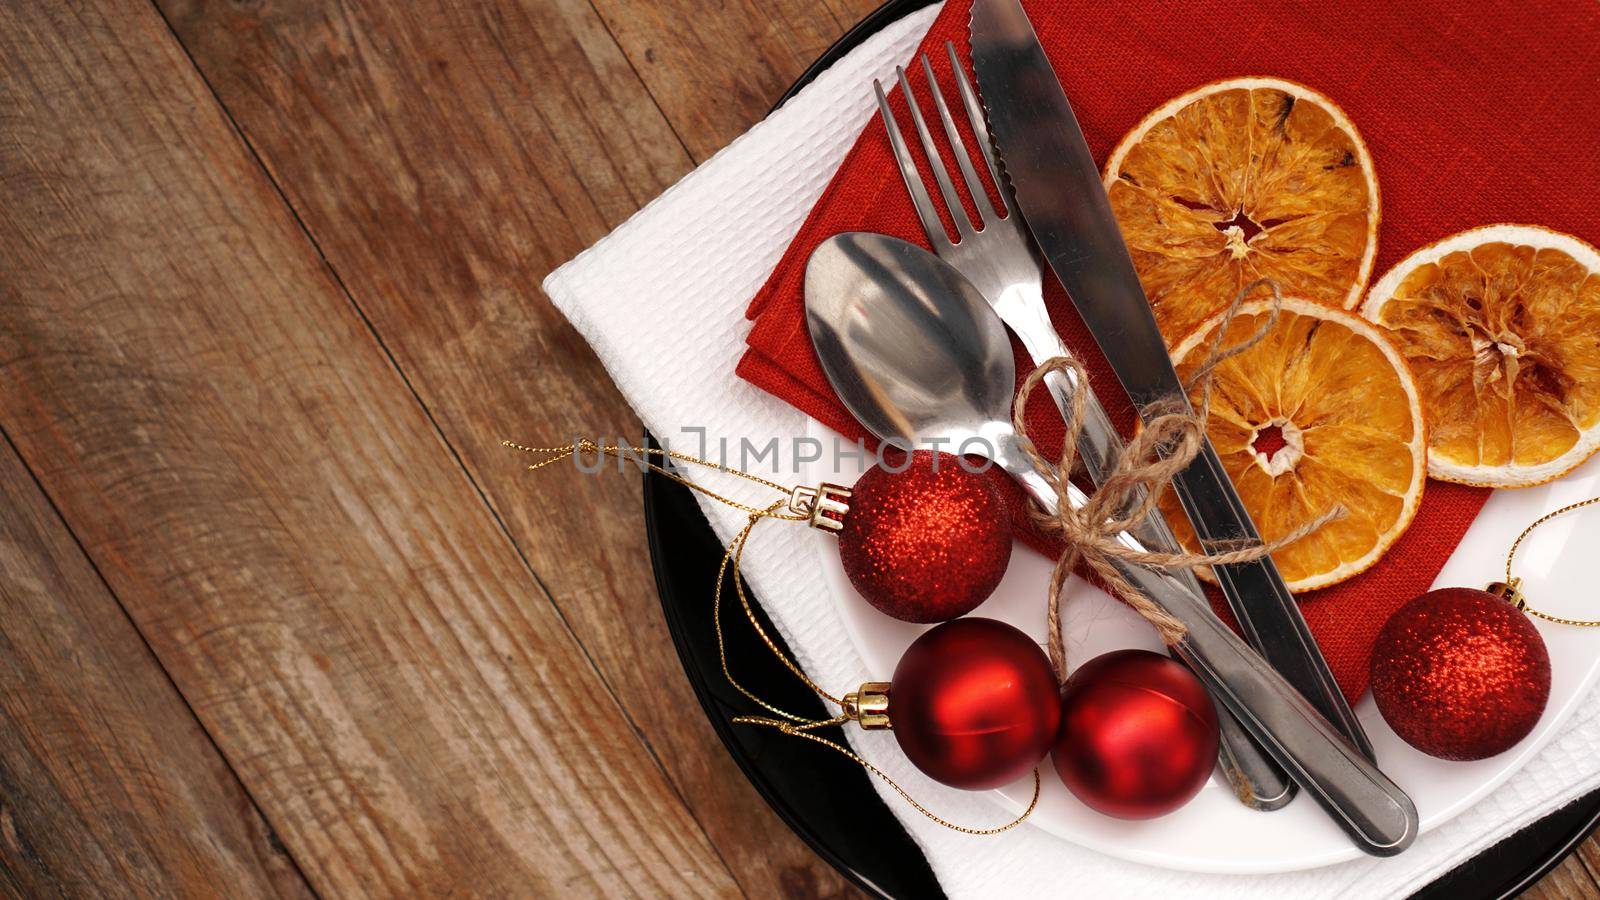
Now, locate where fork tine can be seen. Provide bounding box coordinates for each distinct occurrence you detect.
[875,78,951,247]
[921,53,998,228]
[947,41,1012,214]
[896,64,975,239]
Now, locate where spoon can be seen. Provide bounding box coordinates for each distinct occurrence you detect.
[804,232,1416,856]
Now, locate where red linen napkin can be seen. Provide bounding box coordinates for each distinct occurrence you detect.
[738,0,1600,701]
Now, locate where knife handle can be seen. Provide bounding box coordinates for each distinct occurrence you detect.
[1165,593,1416,857]
[1169,440,1376,760]
[1005,458,1416,855]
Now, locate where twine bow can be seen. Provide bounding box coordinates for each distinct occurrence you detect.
[1013,279,1344,683]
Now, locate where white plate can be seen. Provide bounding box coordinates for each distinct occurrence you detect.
[801,418,1600,873]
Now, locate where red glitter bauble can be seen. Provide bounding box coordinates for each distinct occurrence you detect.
[890,618,1061,789]
[1052,649,1220,819]
[838,450,1012,624]
[1370,587,1551,761]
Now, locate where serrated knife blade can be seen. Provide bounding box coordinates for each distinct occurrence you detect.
[968,0,1373,756]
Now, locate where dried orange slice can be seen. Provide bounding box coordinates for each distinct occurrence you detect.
[1361,225,1600,487]
[1162,297,1426,592]
[1105,77,1380,344]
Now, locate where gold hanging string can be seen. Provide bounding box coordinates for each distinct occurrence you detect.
[504,439,803,517]
[1011,279,1345,682]
[724,501,1040,833]
[505,438,1043,832]
[733,712,1041,835]
[715,501,841,714]
[505,440,822,712]
[1502,495,1600,626]
[506,438,1041,834]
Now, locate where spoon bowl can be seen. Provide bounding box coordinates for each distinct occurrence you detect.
[804,232,1019,459]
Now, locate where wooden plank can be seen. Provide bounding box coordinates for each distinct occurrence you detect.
[1567,832,1600,896]
[0,1,738,895]
[0,435,311,898]
[822,0,899,28]
[1527,853,1600,900]
[154,0,868,896]
[588,0,890,161]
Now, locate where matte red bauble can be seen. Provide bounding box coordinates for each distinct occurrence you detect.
[838,450,1012,623]
[1370,587,1551,761]
[1052,649,1219,819]
[889,618,1060,789]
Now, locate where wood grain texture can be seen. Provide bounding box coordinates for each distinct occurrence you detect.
[154,0,863,896]
[587,0,874,161]
[1527,854,1600,900]
[1569,836,1600,895]
[827,0,904,24]
[0,1,736,895]
[0,434,311,898]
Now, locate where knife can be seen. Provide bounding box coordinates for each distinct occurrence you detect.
[969,0,1373,759]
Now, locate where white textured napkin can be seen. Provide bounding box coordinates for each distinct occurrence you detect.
[542,6,1600,895]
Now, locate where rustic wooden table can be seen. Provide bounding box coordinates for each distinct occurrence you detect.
[1,2,1596,897]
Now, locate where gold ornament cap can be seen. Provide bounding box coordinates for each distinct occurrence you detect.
[1486,579,1527,611]
[842,682,892,729]
[787,483,852,532]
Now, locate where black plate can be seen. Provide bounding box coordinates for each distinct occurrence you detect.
[641,2,1600,895]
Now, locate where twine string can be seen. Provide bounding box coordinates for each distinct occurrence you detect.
[1010,279,1344,682]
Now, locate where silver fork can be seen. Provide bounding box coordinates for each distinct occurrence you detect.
[876,43,1294,811]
